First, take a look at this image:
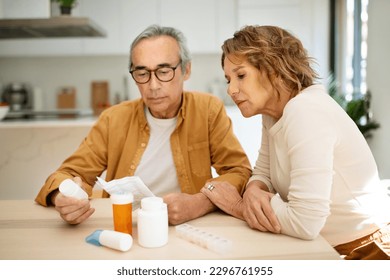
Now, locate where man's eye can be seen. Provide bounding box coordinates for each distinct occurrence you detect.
[136,71,148,77]
[158,68,170,75]
[237,74,245,79]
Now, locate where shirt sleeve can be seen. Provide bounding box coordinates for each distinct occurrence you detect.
[273,96,336,240]
[208,98,252,193]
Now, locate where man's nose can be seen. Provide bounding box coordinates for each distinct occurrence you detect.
[148,72,160,89]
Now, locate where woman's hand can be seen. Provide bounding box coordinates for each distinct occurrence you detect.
[242,181,281,233]
[201,181,245,220]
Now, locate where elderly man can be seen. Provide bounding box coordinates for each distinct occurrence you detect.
[35,24,251,225]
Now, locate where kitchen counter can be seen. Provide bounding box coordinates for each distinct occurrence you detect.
[0,108,97,128]
[0,116,97,128]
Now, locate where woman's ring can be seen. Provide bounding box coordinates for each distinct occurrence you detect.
[207,183,215,191]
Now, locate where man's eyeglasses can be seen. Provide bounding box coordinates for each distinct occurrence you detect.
[129,61,182,84]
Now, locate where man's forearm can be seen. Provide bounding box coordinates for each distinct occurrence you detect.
[194,192,217,218]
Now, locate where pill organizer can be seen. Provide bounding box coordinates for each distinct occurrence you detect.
[175,223,232,255]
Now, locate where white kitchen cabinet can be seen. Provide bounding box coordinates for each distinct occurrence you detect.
[237,0,329,78]
[0,0,235,56]
[0,0,51,18]
[104,0,236,54]
[0,38,84,56]
[81,0,160,55]
[238,0,312,51]
[160,0,236,53]
[0,0,96,56]
[77,1,123,55]
[0,0,328,59]
[0,0,159,56]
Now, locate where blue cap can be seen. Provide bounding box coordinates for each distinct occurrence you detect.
[85,229,103,246]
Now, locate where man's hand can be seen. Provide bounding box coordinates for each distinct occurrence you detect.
[242,181,281,233]
[52,177,95,225]
[163,192,216,225]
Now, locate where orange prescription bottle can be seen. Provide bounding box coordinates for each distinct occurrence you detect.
[110,193,133,235]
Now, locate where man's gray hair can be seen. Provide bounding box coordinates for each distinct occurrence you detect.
[129,24,192,73]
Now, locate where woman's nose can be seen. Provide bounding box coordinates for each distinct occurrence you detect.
[227,83,238,97]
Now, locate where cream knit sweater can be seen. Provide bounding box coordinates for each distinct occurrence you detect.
[249,85,390,246]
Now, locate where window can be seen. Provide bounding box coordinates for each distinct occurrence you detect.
[329,0,379,139]
[330,0,369,100]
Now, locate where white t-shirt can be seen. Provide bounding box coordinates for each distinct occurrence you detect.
[249,84,390,246]
[134,108,181,196]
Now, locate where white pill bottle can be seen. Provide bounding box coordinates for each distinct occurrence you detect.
[59,179,88,200]
[137,197,168,248]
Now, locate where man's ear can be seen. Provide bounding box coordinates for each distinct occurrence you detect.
[183,62,191,81]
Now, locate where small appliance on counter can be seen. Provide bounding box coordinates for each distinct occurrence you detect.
[1,82,33,118]
[0,83,94,120]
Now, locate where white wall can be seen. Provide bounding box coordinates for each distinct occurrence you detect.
[367,0,390,179]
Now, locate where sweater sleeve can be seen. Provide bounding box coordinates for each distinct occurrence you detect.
[273,95,336,240]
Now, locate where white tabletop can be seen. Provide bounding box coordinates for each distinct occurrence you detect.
[0,199,341,260]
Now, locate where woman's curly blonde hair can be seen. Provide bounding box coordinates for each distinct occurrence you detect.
[221,25,319,98]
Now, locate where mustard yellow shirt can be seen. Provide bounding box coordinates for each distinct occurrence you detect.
[35,91,251,206]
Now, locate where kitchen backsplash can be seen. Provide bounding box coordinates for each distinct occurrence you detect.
[0,53,226,111]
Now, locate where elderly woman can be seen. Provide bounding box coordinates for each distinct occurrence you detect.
[201,25,390,260]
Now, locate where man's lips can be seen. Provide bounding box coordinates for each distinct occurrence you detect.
[148,96,166,102]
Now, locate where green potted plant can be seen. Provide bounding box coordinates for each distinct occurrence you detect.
[327,74,380,139]
[52,0,77,15]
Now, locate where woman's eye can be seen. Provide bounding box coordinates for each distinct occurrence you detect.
[237,74,245,79]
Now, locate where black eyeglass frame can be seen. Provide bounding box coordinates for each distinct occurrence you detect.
[129,61,182,84]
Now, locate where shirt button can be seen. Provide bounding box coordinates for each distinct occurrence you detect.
[141,143,146,147]
[130,165,135,170]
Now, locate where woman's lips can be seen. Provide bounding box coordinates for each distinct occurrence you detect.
[235,99,246,106]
